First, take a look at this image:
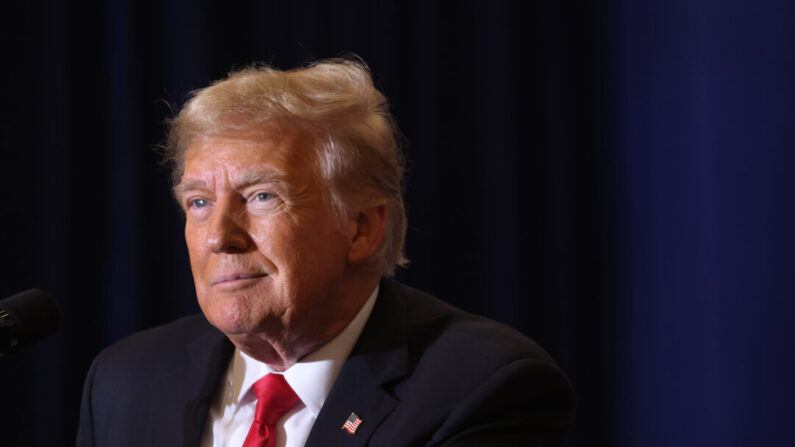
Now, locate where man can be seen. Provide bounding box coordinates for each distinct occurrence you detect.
[77,58,574,446]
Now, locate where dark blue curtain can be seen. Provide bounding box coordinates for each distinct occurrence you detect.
[606,1,795,444]
[0,1,792,445]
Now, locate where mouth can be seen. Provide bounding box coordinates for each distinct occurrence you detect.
[211,272,268,287]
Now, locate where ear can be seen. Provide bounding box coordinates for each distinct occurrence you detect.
[347,203,388,265]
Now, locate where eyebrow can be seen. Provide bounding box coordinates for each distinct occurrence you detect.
[237,172,292,191]
[173,171,293,198]
[172,179,206,198]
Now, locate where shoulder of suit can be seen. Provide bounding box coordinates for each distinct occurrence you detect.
[91,313,220,375]
[388,279,558,366]
[379,279,573,417]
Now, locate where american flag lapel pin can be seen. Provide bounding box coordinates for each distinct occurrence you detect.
[342,412,363,434]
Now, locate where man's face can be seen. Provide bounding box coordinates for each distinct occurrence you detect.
[176,126,356,346]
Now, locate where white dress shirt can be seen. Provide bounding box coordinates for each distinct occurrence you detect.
[200,286,379,447]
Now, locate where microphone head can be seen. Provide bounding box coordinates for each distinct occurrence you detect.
[0,289,60,355]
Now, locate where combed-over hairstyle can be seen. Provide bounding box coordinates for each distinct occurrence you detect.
[165,58,407,275]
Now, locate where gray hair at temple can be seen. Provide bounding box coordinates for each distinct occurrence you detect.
[164,58,408,275]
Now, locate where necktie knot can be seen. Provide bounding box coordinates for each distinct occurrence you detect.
[243,373,300,447]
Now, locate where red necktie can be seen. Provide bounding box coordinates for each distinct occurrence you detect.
[242,373,300,447]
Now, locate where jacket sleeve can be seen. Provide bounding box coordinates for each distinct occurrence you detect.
[431,358,575,447]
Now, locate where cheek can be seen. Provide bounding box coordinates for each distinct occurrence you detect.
[185,230,199,261]
[249,211,352,279]
[250,218,301,259]
[185,226,210,280]
[299,223,352,274]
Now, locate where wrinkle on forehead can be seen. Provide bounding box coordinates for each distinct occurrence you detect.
[175,128,322,206]
[188,122,315,162]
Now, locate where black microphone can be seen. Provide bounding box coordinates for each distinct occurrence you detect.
[0,289,60,356]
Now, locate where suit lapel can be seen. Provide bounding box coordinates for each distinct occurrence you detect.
[149,319,233,447]
[305,278,408,447]
[182,325,234,446]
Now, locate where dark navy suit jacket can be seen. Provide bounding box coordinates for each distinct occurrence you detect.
[76,279,574,446]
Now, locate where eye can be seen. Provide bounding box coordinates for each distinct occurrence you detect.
[255,192,274,202]
[247,191,280,214]
[189,198,209,208]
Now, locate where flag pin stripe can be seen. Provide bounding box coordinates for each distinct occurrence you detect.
[342,412,363,434]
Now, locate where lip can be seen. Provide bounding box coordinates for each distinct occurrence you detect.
[211,272,268,287]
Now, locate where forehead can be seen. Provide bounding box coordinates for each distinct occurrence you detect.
[181,126,317,185]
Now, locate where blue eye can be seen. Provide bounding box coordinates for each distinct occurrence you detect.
[256,192,274,201]
[191,198,209,208]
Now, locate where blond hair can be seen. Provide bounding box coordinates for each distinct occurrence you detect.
[165,58,407,275]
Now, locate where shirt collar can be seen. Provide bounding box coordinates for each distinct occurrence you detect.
[228,285,380,415]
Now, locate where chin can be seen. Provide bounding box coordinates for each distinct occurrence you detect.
[200,292,263,336]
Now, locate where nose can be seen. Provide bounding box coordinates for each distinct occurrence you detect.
[206,196,252,254]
